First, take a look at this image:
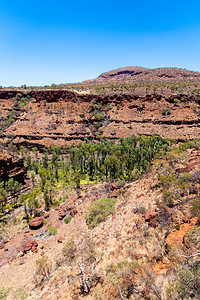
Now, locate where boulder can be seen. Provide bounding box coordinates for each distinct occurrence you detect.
[44,212,50,219]
[145,210,158,222]
[70,209,77,216]
[31,246,38,253]
[17,252,24,258]
[57,236,65,243]
[58,211,66,220]
[29,217,43,230]
[109,189,119,198]
[111,183,118,190]
[132,208,139,214]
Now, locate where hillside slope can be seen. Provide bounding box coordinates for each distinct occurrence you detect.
[0,145,200,299]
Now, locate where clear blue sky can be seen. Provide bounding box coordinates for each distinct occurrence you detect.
[1,0,200,86]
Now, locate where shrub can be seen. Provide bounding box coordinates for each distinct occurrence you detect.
[77,236,98,265]
[117,180,125,188]
[162,107,171,116]
[174,98,180,104]
[166,147,187,163]
[55,258,64,269]
[179,173,191,183]
[163,189,176,206]
[130,168,142,181]
[157,163,177,188]
[184,226,200,248]
[105,261,138,299]
[192,170,200,183]
[85,197,116,228]
[173,262,200,299]
[0,288,10,300]
[34,256,52,286]
[64,215,72,224]
[190,197,200,218]
[47,226,57,235]
[189,139,200,150]
[62,239,76,262]
[14,287,29,299]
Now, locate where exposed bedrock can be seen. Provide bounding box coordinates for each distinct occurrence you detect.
[0,152,28,183]
[0,89,200,150]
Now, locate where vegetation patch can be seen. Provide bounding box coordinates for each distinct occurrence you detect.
[62,239,76,262]
[190,197,200,218]
[47,226,57,235]
[64,215,72,224]
[14,288,29,299]
[34,256,52,286]
[85,197,116,228]
[0,288,11,300]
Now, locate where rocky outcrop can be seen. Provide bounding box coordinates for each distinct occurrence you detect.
[166,217,198,247]
[22,239,38,253]
[1,88,200,150]
[0,152,27,183]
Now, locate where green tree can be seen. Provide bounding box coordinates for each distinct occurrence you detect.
[5,179,21,207]
[0,182,7,212]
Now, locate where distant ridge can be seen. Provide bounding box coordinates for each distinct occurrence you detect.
[84,66,200,84]
[98,66,149,79]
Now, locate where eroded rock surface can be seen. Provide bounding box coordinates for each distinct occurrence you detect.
[0,89,200,150]
[0,151,27,183]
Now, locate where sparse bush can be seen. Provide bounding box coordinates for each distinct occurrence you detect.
[34,256,52,286]
[85,197,116,228]
[166,146,187,162]
[76,236,101,294]
[189,139,200,150]
[163,189,177,207]
[184,226,200,248]
[190,197,200,218]
[47,226,57,235]
[77,236,98,265]
[0,288,10,300]
[138,206,146,214]
[168,261,200,299]
[105,261,138,299]
[117,180,125,188]
[156,162,177,188]
[64,215,72,224]
[62,239,76,262]
[94,112,105,121]
[14,288,29,299]
[192,170,200,183]
[131,168,142,180]
[178,173,191,183]
[174,98,180,104]
[162,107,171,116]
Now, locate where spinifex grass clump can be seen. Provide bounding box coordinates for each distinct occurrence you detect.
[64,215,72,224]
[85,197,116,228]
